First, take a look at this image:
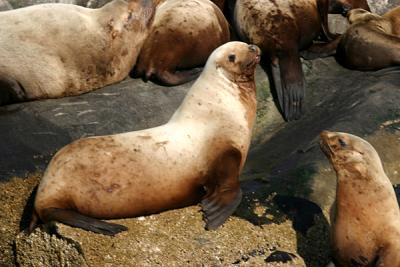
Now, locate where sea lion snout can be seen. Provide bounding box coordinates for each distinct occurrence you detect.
[248,44,261,63]
[320,130,334,140]
[248,44,258,53]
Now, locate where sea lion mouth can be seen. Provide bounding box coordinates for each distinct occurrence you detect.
[320,140,335,159]
[248,54,261,67]
[243,52,261,74]
[319,131,335,158]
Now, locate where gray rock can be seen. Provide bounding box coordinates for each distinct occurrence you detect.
[0,78,189,180]
[368,0,400,14]
[0,0,12,10]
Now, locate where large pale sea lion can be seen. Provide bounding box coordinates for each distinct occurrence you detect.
[0,0,155,105]
[29,42,261,236]
[336,7,400,70]
[320,131,400,267]
[232,0,370,121]
[132,0,230,86]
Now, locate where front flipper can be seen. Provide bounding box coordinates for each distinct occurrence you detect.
[201,148,243,230]
[0,77,26,105]
[271,52,305,121]
[41,208,128,236]
[316,0,339,41]
[300,37,342,60]
[153,68,203,86]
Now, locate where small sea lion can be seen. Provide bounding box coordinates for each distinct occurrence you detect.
[320,131,400,267]
[336,7,400,70]
[0,0,155,105]
[132,0,230,86]
[232,0,370,121]
[29,42,261,236]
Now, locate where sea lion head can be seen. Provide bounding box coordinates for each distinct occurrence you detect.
[208,41,261,83]
[329,0,370,16]
[346,8,381,24]
[319,131,382,175]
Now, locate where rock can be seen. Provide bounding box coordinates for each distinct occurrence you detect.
[244,58,400,212]
[368,0,400,14]
[0,0,12,10]
[265,250,297,263]
[0,78,190,180]
[15,229,87,267]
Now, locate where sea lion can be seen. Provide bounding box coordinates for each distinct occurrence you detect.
[232,0,370,121]
[336,7,400,70]
[29,41,261,236]
[132,0,230,86]
[320,131,400,267]
[0,0,155,105]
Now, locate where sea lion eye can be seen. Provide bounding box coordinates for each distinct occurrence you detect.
[338,138,347,147]
[228,54,236,63]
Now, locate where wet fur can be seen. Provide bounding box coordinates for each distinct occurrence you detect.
[0,0,155,104]
[233,0,369,121]
[336,7,400,70]
[132,0,230,86]
[320,131,400,267]
[31,42,260,235]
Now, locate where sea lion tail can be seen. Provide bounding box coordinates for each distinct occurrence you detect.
[41,208,128,236]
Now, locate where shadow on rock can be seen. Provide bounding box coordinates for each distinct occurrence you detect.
[236,179,332,267]
[274,195,331,267]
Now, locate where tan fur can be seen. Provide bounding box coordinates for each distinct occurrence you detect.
[133,0,230,85]
[34,42,260,223]
[0,0,154,101]
[337,7,400,70]
[320,131,400,267]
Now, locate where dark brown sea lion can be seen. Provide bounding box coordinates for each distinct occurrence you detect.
[132,0,230,86]
[0,0,155,105]
[336,7,400,70]
[29,42,260,236]
[320,131,400,267]
[232,0,370,121]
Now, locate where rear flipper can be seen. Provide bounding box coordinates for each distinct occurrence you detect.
[271,51,304,121]
[201,148,243,230]
[153,68,203,86]
[41,208,128,236]
[300,37,342,60]
[0,77,26,105]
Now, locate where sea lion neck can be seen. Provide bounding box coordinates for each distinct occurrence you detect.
[169,69,255,130]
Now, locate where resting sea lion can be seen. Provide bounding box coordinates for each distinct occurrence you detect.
[0,0,155,105]
[132,0,230,86]
[336,7,400,70]
[29,41,261,236]
[232,0,370,121]
[320,131,400,267]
